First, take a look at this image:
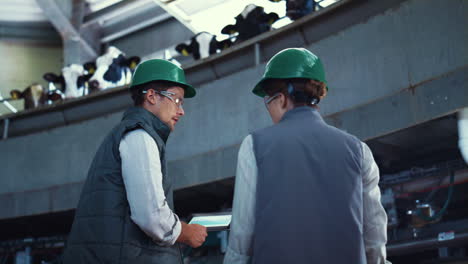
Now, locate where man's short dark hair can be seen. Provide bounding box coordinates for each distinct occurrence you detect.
[130,80,179,106]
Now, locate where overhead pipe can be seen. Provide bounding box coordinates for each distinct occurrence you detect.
[459,108,468,164]
[387,232,468,256]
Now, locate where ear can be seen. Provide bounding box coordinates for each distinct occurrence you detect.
[175,44,191,56]
[280,92,290,109]
[43,72,61,82]
[126,56,141,70]
[267,12,280,25]
[221,25,238,35]
[143,88,158,105]
[83,62,97,75]
[10,90,23,99]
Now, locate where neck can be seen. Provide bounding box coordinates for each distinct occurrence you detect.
[141,103,156,116]
[122,106,171,142]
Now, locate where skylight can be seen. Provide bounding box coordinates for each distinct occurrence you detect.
[189,0,288,38]
[153,0,341,38]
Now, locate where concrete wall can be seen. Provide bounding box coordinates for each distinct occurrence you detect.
[0,0,467,219]
[0,41,63,115]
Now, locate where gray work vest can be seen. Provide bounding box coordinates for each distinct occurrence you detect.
[62,107,182,264]
[251,107,366,264]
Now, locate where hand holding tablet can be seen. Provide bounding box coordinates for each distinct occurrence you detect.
[189,213,232,231]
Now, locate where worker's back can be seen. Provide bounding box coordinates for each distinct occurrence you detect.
[251,106,366,264]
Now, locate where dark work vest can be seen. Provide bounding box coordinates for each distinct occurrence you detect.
[62,107,182,264]
[251,107,366,264]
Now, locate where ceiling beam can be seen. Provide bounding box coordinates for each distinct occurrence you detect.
[35,0,98,63]
[151,0,197,33]
[101,13,171,43]
[0,21,61,44]
[83,0,140,25]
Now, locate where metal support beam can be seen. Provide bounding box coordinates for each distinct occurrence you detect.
[36,0,98,64]
[2,119,9,140]
[254,43,261,66]
[101,13,172,43]
[0,21,61,43]
[83,0,144,26]
[71,0,85,30]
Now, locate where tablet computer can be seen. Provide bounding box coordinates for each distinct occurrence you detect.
[188,212,232,231]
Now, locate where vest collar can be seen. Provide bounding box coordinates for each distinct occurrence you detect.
[280,106,324,123]
[122,106,171,142]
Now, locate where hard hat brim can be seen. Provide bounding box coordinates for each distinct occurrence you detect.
[182,84,196,98]
[252,77,329,98]
[253,78,268,97]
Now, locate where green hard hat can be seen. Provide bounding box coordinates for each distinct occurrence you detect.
[130,59,196,98]
[252,48,328,97]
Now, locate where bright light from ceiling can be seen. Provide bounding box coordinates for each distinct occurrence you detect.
[0,0,47,22]
[163,0,340,39]
[188,0,288,38]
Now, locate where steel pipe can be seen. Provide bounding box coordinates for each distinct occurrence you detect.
[387,232,468,256]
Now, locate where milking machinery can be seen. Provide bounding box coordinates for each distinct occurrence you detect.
[381,158,468,261]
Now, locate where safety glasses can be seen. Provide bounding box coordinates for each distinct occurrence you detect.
[143,89,184,109]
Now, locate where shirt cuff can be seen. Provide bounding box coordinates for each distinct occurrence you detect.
[154,213,182,247]
[167,215,182,246]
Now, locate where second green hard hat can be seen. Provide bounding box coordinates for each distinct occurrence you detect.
[130,59,196,98]
[252,48,328,97]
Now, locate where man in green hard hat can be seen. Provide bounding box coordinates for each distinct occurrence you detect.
[224,48,389,264]
[62,59,207,263]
